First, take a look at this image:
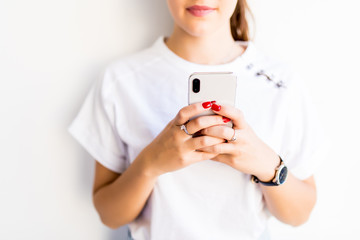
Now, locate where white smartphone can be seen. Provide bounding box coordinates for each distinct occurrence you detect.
[188,72,237,127]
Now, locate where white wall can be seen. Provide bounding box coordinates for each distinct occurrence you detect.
[0,0,359,239]
[249,0,360,239]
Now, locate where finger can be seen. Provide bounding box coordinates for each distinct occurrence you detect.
[188,151,219,162]
[210,154,233,164]
[185,135,226,151]
[201,125,235,140]
[198,142,235,154]
[210,103,247,129]
[174,102,213,125]
[185,115,229,134]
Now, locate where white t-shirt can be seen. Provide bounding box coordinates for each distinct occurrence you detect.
[68,36,326,240]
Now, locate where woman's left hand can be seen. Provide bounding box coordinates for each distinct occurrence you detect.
[199,102,280,182]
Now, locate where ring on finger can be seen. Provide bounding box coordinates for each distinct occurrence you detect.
[180,124,192,136]
[228,129,237,142]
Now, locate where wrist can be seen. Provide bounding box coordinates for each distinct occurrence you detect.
[256,155,281,182]
[133,149,162,179]
[252,155,288,186]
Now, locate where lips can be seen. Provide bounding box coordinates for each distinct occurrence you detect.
[186,5,216,17]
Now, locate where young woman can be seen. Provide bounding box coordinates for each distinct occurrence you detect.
[68,0,325,239]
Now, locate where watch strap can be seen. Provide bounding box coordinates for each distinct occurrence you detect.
[252,175,279,186]
[251,156,287,186]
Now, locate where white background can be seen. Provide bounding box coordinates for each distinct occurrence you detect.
[0,0,359,239]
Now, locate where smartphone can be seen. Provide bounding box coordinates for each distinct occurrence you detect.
[188,72,237,127]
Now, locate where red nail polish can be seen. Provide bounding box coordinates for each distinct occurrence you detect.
[211,101,216,104]
[223,117,231,123]
[202,101,212,109]
[211,104,221,111]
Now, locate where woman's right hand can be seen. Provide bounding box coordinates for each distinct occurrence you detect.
[136,101,228,178]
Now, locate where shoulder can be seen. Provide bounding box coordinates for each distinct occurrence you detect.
[101,41,164,86]
[89,43,163,100]
[102,38,167,88]
[95,38,171,102]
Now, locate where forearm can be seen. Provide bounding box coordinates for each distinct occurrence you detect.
[260,172,316,226]
[92,103,225,229]
[93,156,157,229]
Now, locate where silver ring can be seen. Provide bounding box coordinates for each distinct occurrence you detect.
[180,124,192,135]
[228,129,237,142]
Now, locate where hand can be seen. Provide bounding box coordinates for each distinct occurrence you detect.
[138,102,228,178]
[198,102,280,182]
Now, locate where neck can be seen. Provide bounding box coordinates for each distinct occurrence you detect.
[165,25,244,65]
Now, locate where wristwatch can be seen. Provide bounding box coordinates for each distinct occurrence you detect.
[251,156,288,186]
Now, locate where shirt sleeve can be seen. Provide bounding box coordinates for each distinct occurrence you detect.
[67,70,128,173]
[280,73,329,180]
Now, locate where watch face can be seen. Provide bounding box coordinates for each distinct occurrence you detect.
[279,166,288,184]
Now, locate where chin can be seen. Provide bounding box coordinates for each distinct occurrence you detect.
[179,20,223,38]
[185,27,213,38]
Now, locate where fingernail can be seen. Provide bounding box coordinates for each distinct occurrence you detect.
[202,101,212,109]
[211,104,221,111]
[211,101,216,104]
[223,117,231,123]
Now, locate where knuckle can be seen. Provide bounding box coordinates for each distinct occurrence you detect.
[220,127,227,136]
[200,152,212,160]
[199,152,207,160]
[198,137,208,146]
[177,110,187,123]
[228,157,236,165]
[212,144,222,153]
[193,117,204,128]
[178,154,189,165]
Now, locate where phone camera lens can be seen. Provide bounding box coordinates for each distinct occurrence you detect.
[192,78,200,93]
